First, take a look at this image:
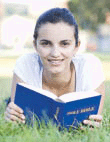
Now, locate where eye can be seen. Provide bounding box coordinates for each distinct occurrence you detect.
[40,40,52,47]
[61,42,70,47]
[41,41,49,45]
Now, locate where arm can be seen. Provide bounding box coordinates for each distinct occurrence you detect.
[5,73,26,123]
[95,82,105,114]
[11,73,26,102]
[82,82,105,128]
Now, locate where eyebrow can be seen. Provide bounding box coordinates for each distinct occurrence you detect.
[40,39,72,43]
[60,40,72,42]
[40,39,51,42]
[39,39,51,44]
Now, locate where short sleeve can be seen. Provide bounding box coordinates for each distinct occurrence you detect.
[13,54,30,83]
[81,54,105,91]
[13,53,42,88]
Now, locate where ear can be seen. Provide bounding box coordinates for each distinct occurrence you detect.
[77,40,81,47]
[33,40,36,47]
[76,40,81,48]
[73,40,81,56]
[74,40,81,54]
[33,40,37,52]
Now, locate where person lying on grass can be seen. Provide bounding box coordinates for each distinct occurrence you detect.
[5,8,105,129]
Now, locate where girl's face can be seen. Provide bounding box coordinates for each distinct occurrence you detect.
[35,22,79,74]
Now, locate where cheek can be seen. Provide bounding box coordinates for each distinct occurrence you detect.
[36,46,47,57]
[64,48,75,58]
[37,49,52,62]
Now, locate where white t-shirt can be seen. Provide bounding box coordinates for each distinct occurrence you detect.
[14,53,105,92]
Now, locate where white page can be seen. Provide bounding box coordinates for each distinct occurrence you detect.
[18,83,100,103]
[18,83,57,100]
[58,91,100,103]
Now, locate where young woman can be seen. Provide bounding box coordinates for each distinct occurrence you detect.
[5,8,105,128]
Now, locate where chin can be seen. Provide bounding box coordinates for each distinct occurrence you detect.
[49,67,64,75]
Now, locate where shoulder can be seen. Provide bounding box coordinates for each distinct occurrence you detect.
[16,52,39,62]
[73,53,100,64]
[14,52,42,85]
[72,53,102,69]
[72,53,104,80]
[73,53,105,91]
[15,52,42,67]
[14,52,42,74]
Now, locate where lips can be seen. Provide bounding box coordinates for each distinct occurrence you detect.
[48,59,64,61]
[48,59,64,65]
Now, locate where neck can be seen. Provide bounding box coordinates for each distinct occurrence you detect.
[43,63,74,89]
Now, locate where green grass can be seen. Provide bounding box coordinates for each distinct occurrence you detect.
[0,52,110,142]
[0,78,110,141]
[0,56,19,59]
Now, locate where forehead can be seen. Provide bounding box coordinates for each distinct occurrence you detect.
[37,22,75,41]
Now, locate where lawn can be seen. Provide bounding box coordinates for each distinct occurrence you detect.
[0,52,110,142]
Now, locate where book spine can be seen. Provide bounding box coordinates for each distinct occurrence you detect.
[50,101,65,128]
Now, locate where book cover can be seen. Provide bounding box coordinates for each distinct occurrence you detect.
[14,83,101,129]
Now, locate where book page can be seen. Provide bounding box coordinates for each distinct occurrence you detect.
[58,91,101,103]
[18,83,57,100]
[18,83,101,103]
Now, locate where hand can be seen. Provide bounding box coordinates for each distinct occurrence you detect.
[81,115,102,130]
[5,102,25,124]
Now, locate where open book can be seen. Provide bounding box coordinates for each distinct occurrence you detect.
[14,83,101,129]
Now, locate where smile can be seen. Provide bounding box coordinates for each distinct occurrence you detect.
[48,59,64,65]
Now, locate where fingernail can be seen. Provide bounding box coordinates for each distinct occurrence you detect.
[22,115,25,119]
[83,120,87,124]
[20,110,23,113]
[22,120,25,124]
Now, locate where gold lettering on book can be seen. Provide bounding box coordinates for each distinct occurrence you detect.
[80,107,94,113]
[67,107,95,115]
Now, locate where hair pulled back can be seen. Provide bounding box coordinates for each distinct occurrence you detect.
[33,8,79,46]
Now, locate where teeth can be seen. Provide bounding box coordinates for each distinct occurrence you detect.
[48,59,64,65]
[48,59,64,61]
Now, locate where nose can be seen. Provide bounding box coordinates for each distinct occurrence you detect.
[50,45,60,57]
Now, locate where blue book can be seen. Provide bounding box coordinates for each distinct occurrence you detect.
[14,83,101,129]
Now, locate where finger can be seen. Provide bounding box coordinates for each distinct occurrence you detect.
[5,115,12,122]
[5,116,17,124]
[79,126,94,131]
[80,126,86,131]
[8,102,23,114]
[83,120,100,128]
[5,115,25,124]
[89,115,103,122]
[5,112,25,124]
[6,107,25,120]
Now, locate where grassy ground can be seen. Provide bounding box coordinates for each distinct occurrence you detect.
[0,52,110,142]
